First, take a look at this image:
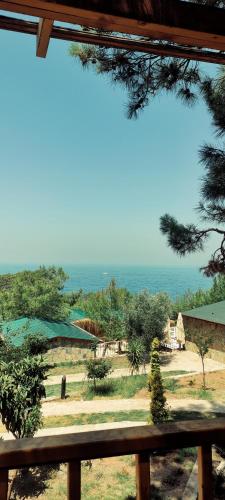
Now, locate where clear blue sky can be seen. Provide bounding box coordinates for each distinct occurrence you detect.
[0,25,219,266]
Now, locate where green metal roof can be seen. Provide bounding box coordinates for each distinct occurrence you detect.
[182,300,225,326]
[68,308,88,322]
[2,317,98,347]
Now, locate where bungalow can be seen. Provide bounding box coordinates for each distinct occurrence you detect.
[2,317,99,349]
[69,308,103,339]
[180,300,225,363]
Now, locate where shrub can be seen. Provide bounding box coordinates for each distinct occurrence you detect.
[127,338,145,375]
[149,337,168,424]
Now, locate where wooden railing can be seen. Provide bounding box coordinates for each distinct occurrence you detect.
[1,418,225,499]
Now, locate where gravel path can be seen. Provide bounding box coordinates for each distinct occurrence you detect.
[42,397,225,417]
[45,351,225,386]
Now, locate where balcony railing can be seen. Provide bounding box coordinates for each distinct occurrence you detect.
[0,417,225,499]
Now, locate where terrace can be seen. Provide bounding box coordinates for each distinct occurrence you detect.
[1,0,225,498]
[0,418,225,499]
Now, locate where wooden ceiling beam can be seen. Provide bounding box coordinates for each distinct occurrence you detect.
[1,15,225,65]
[1,0,225,51]
[36,18,53,57]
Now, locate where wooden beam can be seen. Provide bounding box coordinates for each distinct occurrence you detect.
[1,0,225,51]
[36,17,53,57]
[1,15,225,65]
[0,419,225,469]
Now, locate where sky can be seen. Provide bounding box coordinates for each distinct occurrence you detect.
[0,22,220,267]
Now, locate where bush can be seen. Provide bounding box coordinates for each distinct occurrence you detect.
[22,333,48,356]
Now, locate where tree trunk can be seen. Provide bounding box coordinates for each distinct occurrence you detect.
[201,356,206,390]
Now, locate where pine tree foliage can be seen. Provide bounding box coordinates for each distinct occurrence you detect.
[160,69,225,277]
[69,1,225,118]
[69,1,225,275]
[70,43,200,119]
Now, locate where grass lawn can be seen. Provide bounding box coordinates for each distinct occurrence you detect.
[43,410,149,428]
[43,409,225,430]
[46,369,216,401]
[46,374,147,400]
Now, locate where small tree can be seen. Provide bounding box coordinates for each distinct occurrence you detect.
[127,338,145,375]
[149,337,168,424]
[85,358,112,389]
[195,334,212,390]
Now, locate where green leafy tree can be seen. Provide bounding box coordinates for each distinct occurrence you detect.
[64,289,83,307]
[127,338,145,375]
[0,266,69,321]
[0,357,48,439]
[126,290,171,352]
[149,337,168,424]
[85,358,112,389]
[172,288,211,317]
[172,275,225,317]
[0,334,50,439]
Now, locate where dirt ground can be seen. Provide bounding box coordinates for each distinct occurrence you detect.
[9,451,197,500]
[178,369,225,390]
[160,350,225,374]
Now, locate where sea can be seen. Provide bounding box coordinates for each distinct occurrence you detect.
[0,264,213,301]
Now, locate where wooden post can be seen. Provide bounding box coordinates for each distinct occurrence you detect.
[136,452,150,500]
[36,18,53,57]
[198,445,213,500]
[61,375,66,399]
[0,469,8,500]
[67,461,81,500]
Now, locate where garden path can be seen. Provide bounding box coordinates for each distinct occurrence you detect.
[45,351,225,386]
[41,397,225,417]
